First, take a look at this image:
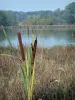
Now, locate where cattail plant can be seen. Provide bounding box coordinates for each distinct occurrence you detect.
[18,42,37,100]
[17,34,37,100]
[0,25,37,100]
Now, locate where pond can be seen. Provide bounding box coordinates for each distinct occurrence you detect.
[0,27,75,48]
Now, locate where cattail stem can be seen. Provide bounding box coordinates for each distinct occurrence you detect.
[17,32,25,61]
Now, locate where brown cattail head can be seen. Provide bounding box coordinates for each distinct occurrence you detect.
[31,43,34,64]
[17,32,25,61]
[31,37,37,65]
[34,37,37,47]
[34,37,37,53]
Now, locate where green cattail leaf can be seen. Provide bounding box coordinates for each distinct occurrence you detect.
[25,53,30,95]
[19,66,28,96]
[28,47,32,78]
[24,64,27,77]
[19,67,26,88]
[1,25,12,47]
[19,67,25,85]
[29,61,36,100]
[26,53,29,77]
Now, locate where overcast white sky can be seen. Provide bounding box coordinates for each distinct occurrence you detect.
[0,0,75,12]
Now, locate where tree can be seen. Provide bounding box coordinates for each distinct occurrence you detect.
[67,15,75,24]
[63,2,75,24]
[65,2,75,14]
[5,11,18,26]
[0,11,8,26]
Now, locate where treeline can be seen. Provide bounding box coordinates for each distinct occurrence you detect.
[0,2,75,26]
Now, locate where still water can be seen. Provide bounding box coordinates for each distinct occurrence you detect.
[0,28,75,48]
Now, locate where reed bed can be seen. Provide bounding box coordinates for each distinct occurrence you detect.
[0,45,75,100]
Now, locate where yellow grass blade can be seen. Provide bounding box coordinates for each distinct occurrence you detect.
[32,34,34,46]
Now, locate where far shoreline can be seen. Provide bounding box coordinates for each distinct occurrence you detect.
[4,25,75,31]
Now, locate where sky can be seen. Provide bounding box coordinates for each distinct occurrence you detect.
[0,0,75,12]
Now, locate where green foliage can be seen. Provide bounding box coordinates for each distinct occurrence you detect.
[1,25,12,47]
[0,11,8,26]
[6,11,17,26]
[67,15,75,24]
[0,2,75,25]
[64,2,75,24]
[65,2,75,14]
[0,10,17,26]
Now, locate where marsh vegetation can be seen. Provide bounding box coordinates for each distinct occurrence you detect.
[0,2,75,99]
[0,45,75,100]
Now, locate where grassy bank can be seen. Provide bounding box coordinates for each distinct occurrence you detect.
[0,46,75,100]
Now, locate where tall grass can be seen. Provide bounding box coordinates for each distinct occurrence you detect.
[0,25,37,100]
[1,25,12,47]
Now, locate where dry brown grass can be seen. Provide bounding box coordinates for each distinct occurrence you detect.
[0,46,75,100]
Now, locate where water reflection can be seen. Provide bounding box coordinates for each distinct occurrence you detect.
[0,28,75,48]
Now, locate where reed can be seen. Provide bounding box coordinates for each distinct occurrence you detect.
[0,25,13,56]
[1,25,12,47]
